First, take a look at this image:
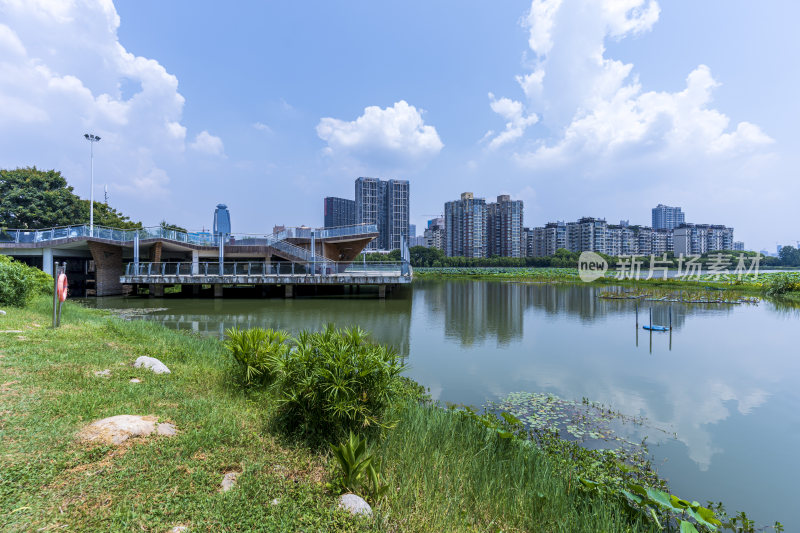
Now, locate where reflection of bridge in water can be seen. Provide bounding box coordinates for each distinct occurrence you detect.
[131,294,413,358]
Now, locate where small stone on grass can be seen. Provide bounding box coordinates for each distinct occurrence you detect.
[338,493,372,517]
[220,472,239,492]
[133,356,170,374]
[129,378,142,383]
[94,369,111,377]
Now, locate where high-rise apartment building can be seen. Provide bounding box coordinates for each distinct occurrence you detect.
[652,204,685,231]
[673,224,734,255]
[424,217,445,251]
[565,217,608,254]
[444,192,488,257]
[385,179,410,251]
[354,177,410,251]
[531,222,567,257]
[487,195,524,257]
[323,197,356,228]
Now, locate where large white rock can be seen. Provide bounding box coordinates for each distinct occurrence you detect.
[133,356,170,374]
[0,309,6,315]
[78,415,177,445]
[337,493,372,517]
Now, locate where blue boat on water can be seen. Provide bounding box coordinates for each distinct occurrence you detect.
[643,325,670,332]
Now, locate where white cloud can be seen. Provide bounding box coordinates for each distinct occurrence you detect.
[486,93,538,149]
[190,130,225,156]
[0,0,218,210]
[488,0,771,165]
[252,121,272,133]
[316,100,443,166]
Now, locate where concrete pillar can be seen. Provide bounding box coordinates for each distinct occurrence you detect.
[285,284,293,298]
[214,284,223,298]
[191,250,199,275]
[88,241,124,296]
[149,242,163,263]
[42,248,54,276]
[378,285,386,299]
[149,284,164,297]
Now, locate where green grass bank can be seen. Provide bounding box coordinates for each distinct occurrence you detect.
[1,297,656,532]
[413,267,800,299]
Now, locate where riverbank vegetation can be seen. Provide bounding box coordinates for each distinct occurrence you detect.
[414,266,800,302]
[1,297,656,531]
[2,293,784,531]
[364,246,800,269]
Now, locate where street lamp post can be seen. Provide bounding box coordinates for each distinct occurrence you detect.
[83,133,101,236]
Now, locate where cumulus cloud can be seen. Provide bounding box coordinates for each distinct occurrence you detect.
[488,0,772,165]
[0,0,219,203]
[316,100,443,166]
[486,93,538,149]
[190,131,225,156]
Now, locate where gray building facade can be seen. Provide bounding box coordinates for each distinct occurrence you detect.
[445,192,488,258]
[652,204,685,231]
[487,195,524,258]
[323,197,356,228]
[355,177,409,251]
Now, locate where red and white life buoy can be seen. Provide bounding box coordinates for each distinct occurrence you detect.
[57,273,68,302]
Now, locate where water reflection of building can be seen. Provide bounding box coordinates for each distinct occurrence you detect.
[419,281,736,346]
[422,281,525,346]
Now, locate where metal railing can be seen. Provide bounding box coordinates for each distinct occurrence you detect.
[124,261,409,278]
[0,223,378,248]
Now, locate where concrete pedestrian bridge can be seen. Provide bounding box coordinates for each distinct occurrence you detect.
[0,224,412,297]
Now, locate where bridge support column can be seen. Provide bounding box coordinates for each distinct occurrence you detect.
[378,285,386,299]
[192,285,200,296]
[88,241,124,296]
[214,284,223,298]
[191,250,199,275]
[149,284,164,297]
[285,284,293,298]
[42,248,53,276]
[149,242,163,263]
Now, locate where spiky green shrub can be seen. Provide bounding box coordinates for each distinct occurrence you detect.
[329,431,389,502]
[0,255,52,307]
[224,327,290,385]
[271,324,406,441]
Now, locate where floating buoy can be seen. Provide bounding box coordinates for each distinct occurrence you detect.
[57,273,68,302]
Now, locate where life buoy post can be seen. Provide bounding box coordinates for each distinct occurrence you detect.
[52,262,68,328]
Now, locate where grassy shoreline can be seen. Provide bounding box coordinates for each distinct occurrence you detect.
[413,267,800,298]
[1,297,655,532]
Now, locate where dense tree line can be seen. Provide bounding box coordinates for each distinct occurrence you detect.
[0,167,142,230]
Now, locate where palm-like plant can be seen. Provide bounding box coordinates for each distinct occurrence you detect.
[224,327,290,385]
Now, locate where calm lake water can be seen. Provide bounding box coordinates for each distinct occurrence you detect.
[90,280,800,530]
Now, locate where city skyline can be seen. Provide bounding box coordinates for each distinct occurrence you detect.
[0,1,796,251]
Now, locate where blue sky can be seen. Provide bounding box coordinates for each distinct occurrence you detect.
[0,0,796,250]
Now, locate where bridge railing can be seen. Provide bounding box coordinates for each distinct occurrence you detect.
[124,261,408,278]
[0,223,379,245]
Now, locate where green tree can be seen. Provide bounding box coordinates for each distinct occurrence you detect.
[0,167,84,228]
[778,246,800,267]
[0,167,142,230]
[160,220,187,232]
